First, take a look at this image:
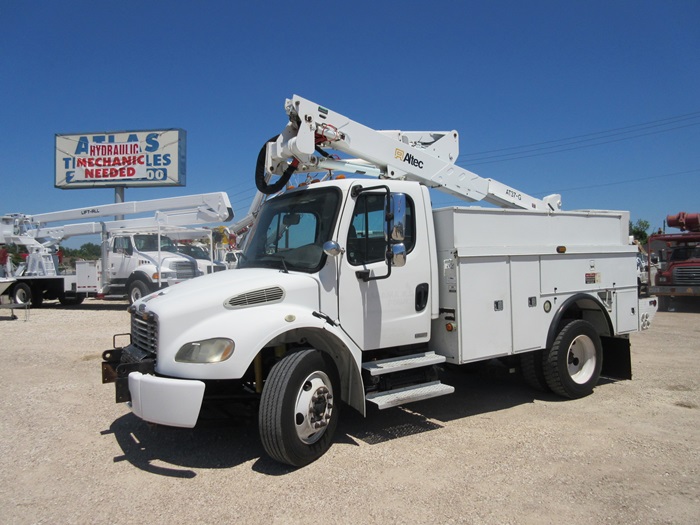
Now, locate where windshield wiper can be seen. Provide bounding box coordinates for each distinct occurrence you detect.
[276,255,289,273]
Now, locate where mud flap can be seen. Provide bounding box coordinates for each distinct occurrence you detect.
[600,336,632,380]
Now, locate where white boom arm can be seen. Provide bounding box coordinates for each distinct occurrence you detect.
[264,95,561,212]
[1,192,233,247]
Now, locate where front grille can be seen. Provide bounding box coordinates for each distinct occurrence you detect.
[131,313,158,354]
[225,286,284,309]
[171,261,197,279]
[673,266,700,286]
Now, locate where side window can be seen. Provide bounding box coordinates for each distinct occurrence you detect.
[347,193,414,266]
[113,237,132,255]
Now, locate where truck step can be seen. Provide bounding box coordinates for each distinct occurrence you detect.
[362,351,446,376]
[366,381,455,410]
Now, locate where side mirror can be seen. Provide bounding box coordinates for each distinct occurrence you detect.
[387,193,406,242]
[323,240,343,257]
[390,243,406,268]
[283,213,301,226]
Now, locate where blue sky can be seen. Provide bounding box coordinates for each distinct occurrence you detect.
[2,1,698,247]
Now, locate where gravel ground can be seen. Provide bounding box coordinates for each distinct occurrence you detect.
[0,298,698,524]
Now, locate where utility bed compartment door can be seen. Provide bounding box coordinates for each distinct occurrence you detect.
[510,256,543,352]
[457,256,512,362]
[615,289,639,334]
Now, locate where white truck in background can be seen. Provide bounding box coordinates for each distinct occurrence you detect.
[1,192,232,305]
[102,95,657,467]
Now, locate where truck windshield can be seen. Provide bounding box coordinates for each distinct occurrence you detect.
[239,187,341,273]
[178,245,210,260]
[134,234,178,253]
[670,246,700,262]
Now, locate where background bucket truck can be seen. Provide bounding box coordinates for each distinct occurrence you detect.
[1,192,232,306]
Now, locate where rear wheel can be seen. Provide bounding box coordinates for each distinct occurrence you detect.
[11,282,31,304]
[543,320,602,399]
[520,350,550,392]
[10,282,40,306]
[259,349,339,467]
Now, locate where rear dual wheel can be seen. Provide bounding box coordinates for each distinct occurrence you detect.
[11,282,43,307]
[542,320,603,399]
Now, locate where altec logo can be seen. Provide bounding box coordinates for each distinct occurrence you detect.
[394,148,424,169]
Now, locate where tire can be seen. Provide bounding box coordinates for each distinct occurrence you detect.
[543,320,603,399]
[30,288,43,307]
[259,349,340,467]
[12,284,44,307]
[128,280,150,304]
[520,350,550,392]
[11,282,32,305]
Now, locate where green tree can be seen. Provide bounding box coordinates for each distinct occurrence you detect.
[78,242,102,259]
[629,219,650,244]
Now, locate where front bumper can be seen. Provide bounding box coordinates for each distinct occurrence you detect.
[102,346,205,428]
[128,372,205,428]
[650,285,700,297]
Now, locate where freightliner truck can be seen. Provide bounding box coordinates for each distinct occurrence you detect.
[102,96,657,466]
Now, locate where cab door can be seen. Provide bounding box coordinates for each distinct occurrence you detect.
[337,185,431,350]
[109,236,134,281]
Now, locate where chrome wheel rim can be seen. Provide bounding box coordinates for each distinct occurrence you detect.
[294,371,334,445]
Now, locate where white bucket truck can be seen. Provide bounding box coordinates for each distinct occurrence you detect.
[1,193,232,305]
[102,96,657,466]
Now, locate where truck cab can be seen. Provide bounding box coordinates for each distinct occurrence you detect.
[176,243,227,274]
[107,232,201,303]
[648,213,700,310]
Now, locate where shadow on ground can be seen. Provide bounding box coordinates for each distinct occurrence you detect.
[103,365,565,477]
[37,300,130,312]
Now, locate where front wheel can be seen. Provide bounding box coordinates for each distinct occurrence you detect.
[259,349,340,467]
[543,320,603,399]
[128,280,150,304]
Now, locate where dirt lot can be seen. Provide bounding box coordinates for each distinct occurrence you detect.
[0,299,698,524]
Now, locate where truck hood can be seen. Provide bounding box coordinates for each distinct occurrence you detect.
[135,267,321,317]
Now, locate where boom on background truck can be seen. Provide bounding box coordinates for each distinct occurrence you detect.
[102,95,657,466]
[1,193,232,306]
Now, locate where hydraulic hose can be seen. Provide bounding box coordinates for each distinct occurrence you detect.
[255,135,298,195]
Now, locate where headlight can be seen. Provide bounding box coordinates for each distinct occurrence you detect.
[176,338,235,363]
[658,275,669,283]
[153,271,176,280]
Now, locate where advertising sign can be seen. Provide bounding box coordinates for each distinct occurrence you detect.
[55,129,186,189]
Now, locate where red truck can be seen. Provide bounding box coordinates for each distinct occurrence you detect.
[648,212,700,311]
